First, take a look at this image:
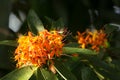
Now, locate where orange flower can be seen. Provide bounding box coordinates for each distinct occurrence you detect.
[14,30,64,68]
[77,29,108,52]
[77,31,91,48]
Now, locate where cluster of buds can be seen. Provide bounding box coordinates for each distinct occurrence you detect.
[14,30,64,68]
[77,29,108,52]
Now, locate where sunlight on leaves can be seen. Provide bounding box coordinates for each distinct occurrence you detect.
[27,9,45,34]
[1,66,37,80]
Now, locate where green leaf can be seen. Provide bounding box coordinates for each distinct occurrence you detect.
[104,24,118,34]
[33,68,58,80]
[30,67,58,80]
[0,40,17,46]
[54,18,64,28]
[81,67,99,80]
[96,67,120,80]
[63,47,97,55]
[45,17,64,29]
[27,9,45,34]
[88,57,120,80]
[1,66,37,80]
[54,60,77,80]
[88,57,116,72]
[0,40,16,69]
[71,61,84,80]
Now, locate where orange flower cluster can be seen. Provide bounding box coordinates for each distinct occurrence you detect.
[77,29,107,52]
[14,30,64,68]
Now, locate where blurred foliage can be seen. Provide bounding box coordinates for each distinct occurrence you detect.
[0,0,120,80]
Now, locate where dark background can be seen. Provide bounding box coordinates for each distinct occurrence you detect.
[0,0,120,77]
